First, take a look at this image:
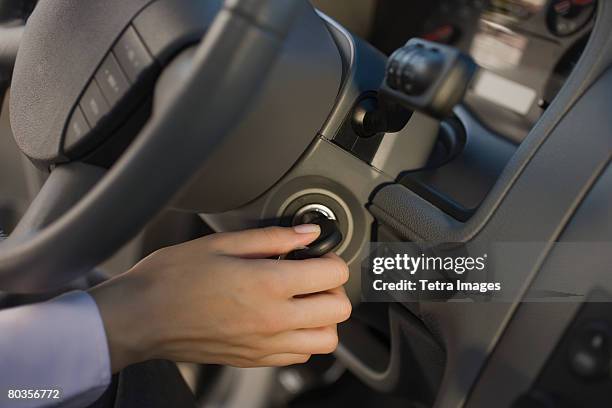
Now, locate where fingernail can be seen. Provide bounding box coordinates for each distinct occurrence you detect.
[293,224,321,234]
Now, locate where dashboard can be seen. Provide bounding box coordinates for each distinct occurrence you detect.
[369,0,597,143]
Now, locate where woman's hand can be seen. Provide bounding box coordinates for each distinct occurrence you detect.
[89,225,351,372]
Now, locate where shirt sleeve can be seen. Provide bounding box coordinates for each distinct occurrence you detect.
[0,291,111,408]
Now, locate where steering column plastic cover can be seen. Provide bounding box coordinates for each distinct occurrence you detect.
[170,4,342,213]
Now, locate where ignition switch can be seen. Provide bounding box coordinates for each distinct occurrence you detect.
[287,204,343,260]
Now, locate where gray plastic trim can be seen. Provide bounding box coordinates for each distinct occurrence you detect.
[466,158,612,407]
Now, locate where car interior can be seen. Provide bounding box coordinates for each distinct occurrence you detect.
[0,0,610,407]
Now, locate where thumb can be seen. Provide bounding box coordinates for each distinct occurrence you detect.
[211,225,321,258]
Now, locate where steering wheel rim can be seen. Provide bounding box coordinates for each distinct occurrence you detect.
[0,0,302,293]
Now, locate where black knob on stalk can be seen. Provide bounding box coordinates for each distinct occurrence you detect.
[350,39,477,139]
[381,38,478,119]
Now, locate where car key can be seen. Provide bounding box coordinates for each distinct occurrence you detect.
[285,212,343,260]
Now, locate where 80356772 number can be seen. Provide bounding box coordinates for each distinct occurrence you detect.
[7,389,61,400]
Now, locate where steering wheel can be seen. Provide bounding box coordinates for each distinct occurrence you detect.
[0,0,305,292]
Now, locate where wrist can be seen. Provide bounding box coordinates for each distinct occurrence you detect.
[89,273,152,373]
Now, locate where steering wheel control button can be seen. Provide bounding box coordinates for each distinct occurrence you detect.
[80,80,110,127]
[113,26,154,83]
[64,107,91,151]
[95,53,130,106]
